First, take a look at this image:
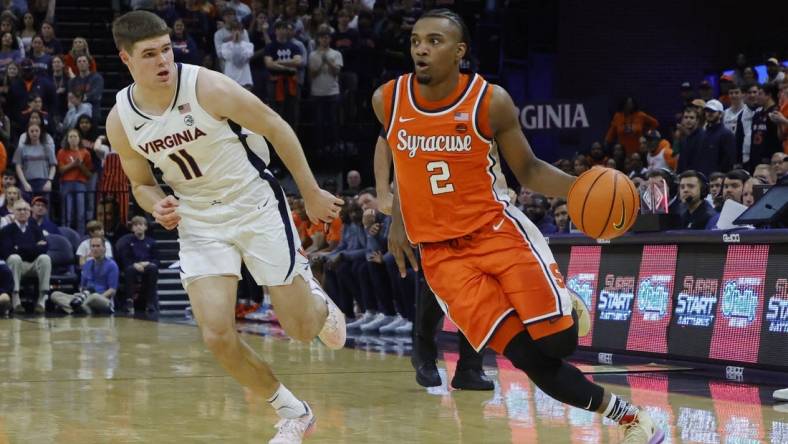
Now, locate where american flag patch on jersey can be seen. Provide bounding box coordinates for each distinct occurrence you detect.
[454,112,469,121]
[178,103,191,114]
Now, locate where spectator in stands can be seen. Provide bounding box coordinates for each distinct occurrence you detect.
[219,19,254,89]
[344,169,362,196]
[50,55,70,122]
[721,169,749,204]
[0,185,20,226]
[645,130,676,171]
[321,201,366,319]
[63,37,96,74]
[573,154,590,176]
[39,21,61,55]
[697,80,714,101]
[77,115,109,220]
[58,128,92,234]
[771,152,788,183]
[524,193,557,234]
[605,96,659,156]
[723,84,743,134]
[553,158,574,175]
[741,177,764,207]
[0,135,5,175]
[228,0,252,22]
[18,12,36,52]
[264,20,302,128]
[753,163,776,185]
[749,82,781,170]
[14,123,55,199]
[1,169,17,202]
[30,196,59,235]
[586,142,608,167]
[551,198,570,233]
[20,93,55,134]
[0,31,23,75]
[379,11,410,82]
[77,220,113,266]
[28,35,50,75]
[118,216,159,313]
[0,100,11,146]
[766,58,785,85]
[0,260,12,315]
[736,83,760,166]
[62,95,92,134]
[171,18,202,65]
[625,152,647,177]
[7,58,55,124]
[705,99,736,171]
[248,11,271,101]
[309,25,342,152]
[677,170,716,230]
[51,236,117,315]
[214,7,249,71]
[275,1,304,36]
[0,199,50,314]
[68,54,104,122]
[707,171,725,205]
[0,13,24,54]
[675,107,706,172]
[333,8,359,125]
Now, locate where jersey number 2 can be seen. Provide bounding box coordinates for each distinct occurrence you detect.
[169,149,203,180]
[427,161,454,195]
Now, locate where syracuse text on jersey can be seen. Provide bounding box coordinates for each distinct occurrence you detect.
[395,129,473,158]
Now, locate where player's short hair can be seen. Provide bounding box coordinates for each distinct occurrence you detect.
[112,10,170,54]
[418,8,471,46]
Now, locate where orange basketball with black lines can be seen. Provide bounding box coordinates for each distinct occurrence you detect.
[567,167,640,240]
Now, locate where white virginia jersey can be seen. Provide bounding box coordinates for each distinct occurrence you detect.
[115,63,270,203]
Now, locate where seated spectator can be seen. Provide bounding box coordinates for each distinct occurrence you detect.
[63,37,97,74]
[309,26,343,152]
[0,199,50,314]
[51,236,117,315]
[30,196,60,235]
[67,54,103,121]
[644,130,676,171]
[707,171,725,206]
[516,185,533,211]
[61,93,92,131]
[219,19,254,89]
[117,216,159,313]
[0,31,23,76]
[39,21,62,56]
[58,128,92,234]
[753,163,776,185]
[553,158,574,175]
[0,104,11,146]
[0,169,16,205]
[625,152,648,178]
[605,96,659,156]
[677,170,716,229]
[0,185,20,226]
[319,201,366,319]
[77,220,114,265]
[343,170,361,196]
[14,123,56,200]
[741,176,765,207]
[586,142,608,167]
[0,260,12,315]
[573,154,590,176]
[551,198,570,233]
[524,193,557,234]
[707,169,750,228]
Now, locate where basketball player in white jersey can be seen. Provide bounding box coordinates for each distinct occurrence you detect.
[107,11,344,443]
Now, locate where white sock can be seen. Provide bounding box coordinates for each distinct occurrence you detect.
[267,384,308,419]
[602,394,639,424]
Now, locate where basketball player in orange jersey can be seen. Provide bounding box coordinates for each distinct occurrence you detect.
[373,10,663,444]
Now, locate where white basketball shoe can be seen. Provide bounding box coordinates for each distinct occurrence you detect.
[269,402,316,444]
[310,278,346,350]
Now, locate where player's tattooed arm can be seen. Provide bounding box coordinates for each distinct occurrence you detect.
[489,84,576,199]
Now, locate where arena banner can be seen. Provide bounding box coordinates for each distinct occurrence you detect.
[757,243,788,367]
[590,245,642,350]
[515,97,610,163]
[564,246,602,347]
[626,245,678,354]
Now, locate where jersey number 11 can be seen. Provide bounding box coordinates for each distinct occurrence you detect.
[169,149,203,180]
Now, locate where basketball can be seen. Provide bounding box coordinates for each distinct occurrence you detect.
[567,167,640,240]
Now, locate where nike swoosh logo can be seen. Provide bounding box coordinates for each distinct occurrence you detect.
[134,123,146,131]
[492,219,504,231]
[613,201,626,230]
[398,116,416,123]
[585,397,593,410]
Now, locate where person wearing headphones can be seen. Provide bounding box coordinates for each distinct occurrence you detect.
[677,170,717,229]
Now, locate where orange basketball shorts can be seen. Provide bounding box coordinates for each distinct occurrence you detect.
[419,206,574,353]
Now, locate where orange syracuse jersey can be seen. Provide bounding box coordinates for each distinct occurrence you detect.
[383,73,509,243]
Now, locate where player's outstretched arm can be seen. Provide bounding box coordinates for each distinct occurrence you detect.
[489,85,576,198]
[106,106,180,229]
[195,68,341,223]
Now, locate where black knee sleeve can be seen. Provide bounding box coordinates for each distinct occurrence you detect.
[535,310,579,360]
[503,328,603,411]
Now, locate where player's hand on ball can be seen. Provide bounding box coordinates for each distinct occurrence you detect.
[388,213,418,278]
[304,188,343,224]
[153,195,181,230]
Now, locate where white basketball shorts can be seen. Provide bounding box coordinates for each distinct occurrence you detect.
[176,175,311,288]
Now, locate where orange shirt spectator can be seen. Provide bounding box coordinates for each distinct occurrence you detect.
[0,141,6,182]
[605,97,659,155]
[57,145,92,182]
[325,217,343,244]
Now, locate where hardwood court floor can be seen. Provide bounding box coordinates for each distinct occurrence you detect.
[0,316,785,443]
